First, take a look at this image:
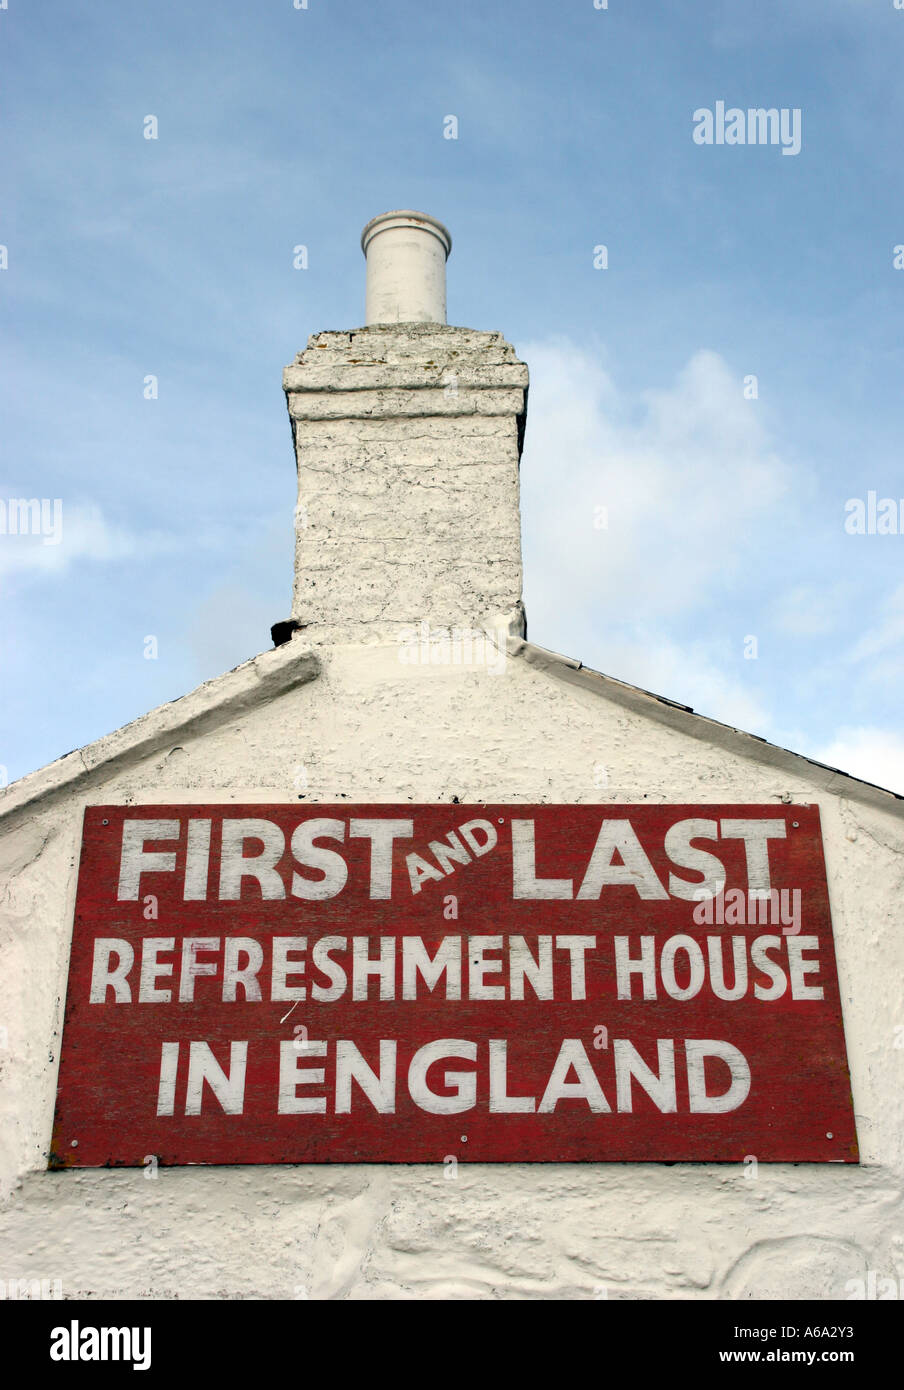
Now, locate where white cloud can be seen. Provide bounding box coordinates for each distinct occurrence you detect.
[518,337,794,730]
[847,581,904,664]
[595,629,773,736]
[520,338,792,622]
[0,503,136,577]
[815,726,904,796]
[772,582,848,637]
[0,502,203,580]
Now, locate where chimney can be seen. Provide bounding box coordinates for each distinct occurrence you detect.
[361,210,451,326]
[281,211,528,644]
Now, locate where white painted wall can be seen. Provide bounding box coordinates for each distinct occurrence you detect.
[2,638,902,1300]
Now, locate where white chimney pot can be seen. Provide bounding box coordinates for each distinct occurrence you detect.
[361,210,452,325]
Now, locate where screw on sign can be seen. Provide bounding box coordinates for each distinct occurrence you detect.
[50,803,857,1166]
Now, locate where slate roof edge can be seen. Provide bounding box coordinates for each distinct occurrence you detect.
[511,636,904,818]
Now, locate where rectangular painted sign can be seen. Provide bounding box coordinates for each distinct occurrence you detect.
[51,804,857,1166]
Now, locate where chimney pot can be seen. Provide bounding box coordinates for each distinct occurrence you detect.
[361,210,452,325]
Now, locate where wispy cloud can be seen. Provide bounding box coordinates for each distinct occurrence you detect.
[816,726,904,796]
[846,582,904,664]
[520,338,792,623]
[772,583,849,637]
[0,503,204,579]
[0,504,135,577]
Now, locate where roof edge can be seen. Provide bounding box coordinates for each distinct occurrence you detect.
[512,637,904,818]
[3,627,899,831]
[0,640,321,831]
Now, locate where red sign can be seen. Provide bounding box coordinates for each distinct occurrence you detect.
[51,804,857,1166]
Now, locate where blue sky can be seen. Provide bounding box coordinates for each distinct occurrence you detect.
[2,0,903,790]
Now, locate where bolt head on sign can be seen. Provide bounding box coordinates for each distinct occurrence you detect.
[50,804,857,1167]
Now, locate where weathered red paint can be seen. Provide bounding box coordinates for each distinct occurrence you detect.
[50,804,857,1167]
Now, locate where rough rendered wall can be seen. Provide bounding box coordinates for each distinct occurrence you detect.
[1,641,902,1300]
[283,325,527,642]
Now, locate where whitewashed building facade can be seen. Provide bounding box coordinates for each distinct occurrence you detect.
[1,213,902,1301]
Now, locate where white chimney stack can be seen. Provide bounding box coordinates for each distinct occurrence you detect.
[281,211,528,644]
[361,210,452,325]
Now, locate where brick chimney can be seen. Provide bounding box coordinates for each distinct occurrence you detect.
[280,211,528,644]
